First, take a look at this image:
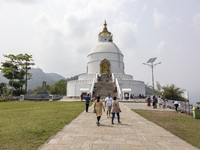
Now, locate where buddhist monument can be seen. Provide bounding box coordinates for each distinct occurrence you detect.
[67,21,145,99]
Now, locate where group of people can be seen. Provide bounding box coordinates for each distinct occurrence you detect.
[98,73,112,82]
[146,96,167,109]
[147,96,181,112]
[84,93,121,126]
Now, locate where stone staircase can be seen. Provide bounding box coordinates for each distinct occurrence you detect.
[93,75,118,99]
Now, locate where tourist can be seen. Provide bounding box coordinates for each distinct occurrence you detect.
[146,96,151,106]
[94,95,105,126]
[89,92,91,98]
[158,96,162,108]
[162,99,166,109]
[174,101,179,112]
[80,94,83,101]
[152,96,157,109]
[91,96,96,102]
[85,94,91,112]
[105,94,113,118]
[111,96,121,124]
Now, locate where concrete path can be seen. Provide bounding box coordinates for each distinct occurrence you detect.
[38,102,199,150]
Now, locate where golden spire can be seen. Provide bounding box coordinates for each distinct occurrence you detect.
[100,20,111,35]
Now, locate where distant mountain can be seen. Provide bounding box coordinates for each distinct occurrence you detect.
[27,68,66,89]
[0,68,66,90]
[0,68,80,90]
[66,75,79,81]
[0,73,8,83]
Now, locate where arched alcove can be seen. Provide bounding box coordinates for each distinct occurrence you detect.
[100,59,110,74]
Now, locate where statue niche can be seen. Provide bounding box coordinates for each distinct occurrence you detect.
[100,59,110,74]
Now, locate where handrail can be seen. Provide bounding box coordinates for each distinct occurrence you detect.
[95,73,98,83]
[90,73,98,98]
[115,78,121,99]
[112,73,115,83]
[90,79,95,98]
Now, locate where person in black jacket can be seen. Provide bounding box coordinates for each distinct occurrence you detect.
[85,94,91,112]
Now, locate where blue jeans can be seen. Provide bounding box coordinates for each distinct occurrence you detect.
[112,112,120,123]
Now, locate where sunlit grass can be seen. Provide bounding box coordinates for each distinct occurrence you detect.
[0,101,87,150]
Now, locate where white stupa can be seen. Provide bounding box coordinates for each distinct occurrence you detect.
[67,21,145,99]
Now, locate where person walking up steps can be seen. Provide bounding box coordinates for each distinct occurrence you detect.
[105,94,113,118]
[94,95,105,126]
[111,96,121,124]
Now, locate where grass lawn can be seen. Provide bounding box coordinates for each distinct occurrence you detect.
[133,109,200,149]
[0,101,88,150]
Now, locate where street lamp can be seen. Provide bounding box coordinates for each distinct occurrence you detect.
[143,57,161,95]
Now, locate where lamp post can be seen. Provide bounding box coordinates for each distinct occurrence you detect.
[143,57,161,95]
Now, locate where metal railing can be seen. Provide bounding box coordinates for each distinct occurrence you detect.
[165,100,193,115]
[24,94,63,101]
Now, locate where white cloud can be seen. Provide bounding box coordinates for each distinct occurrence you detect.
[33,13,52,30]
[193,13,200,32]
[156,41,165,53]
[113,22,139,51]
[2,0,41,5]
[153,8,166,27]
[142,4,147,12]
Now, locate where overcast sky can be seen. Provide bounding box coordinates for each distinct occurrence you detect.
[0,0,200,103]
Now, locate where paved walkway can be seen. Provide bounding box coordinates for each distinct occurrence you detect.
[123,103,175,111]
[38,101,199,150]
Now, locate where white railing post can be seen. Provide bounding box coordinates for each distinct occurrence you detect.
[95,73,98,83]
[90,79,95,98]
[112,73,115,83]
[115,78,121,99]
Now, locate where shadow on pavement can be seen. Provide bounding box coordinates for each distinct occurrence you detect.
[98,124,114,127]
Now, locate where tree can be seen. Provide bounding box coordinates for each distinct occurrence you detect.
[162,84,185,101]
[145,84,153,96]
[29,80,67,96]
[1,54,19,95]
[154,81,163,96]
[50,79,67,95]
[0,54,34,95]
[0,82,7,95]
[16,54,35,94]
[50,85,60,94]
[33,87,43,95]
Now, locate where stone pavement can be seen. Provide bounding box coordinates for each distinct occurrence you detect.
[38,102,199,150]
[123,103,175,111]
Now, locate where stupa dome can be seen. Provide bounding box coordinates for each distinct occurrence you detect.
[87,21,124,74]
[88,42,123,56]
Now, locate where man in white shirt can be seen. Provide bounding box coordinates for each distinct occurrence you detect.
[174,101,179,112]
[105,94,113,118]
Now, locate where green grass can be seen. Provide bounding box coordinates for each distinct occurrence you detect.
[0,101,87,150]
[132,109,200,149]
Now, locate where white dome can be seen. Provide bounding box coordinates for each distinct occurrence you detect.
[88,42,123,56]
[86,21,124,74]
